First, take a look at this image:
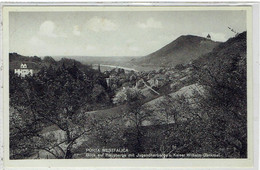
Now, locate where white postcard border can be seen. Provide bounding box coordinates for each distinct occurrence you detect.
[1,4,257,169]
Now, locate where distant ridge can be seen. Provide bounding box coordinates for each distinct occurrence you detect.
[132,34,220,67]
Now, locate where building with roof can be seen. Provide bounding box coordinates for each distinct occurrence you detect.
[14,63,33,77]
[206,34,211,40]
[154,75,167,87]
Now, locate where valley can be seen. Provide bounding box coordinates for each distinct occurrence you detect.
[9,32,247,159]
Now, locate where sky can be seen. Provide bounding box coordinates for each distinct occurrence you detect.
[9,10,247,57]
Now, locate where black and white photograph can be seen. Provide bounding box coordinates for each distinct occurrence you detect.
[5,6,252,162]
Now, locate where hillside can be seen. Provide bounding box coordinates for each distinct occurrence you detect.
[193,31,246,67]
[132,35,220,67]
[9,53,94,73]
[9,53,47,70]
[139,31,247,125]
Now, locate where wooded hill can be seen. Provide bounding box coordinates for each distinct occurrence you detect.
[132,35,220,67]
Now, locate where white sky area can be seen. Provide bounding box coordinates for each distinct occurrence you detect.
[9,10,247,57]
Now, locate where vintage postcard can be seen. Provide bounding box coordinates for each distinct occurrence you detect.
[2,5,255,168]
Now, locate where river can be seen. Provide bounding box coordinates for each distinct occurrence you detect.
[93,64,138,72]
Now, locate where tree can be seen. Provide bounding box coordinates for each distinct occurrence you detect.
[193,48,247,157]
[86,113,125,150]
[9,65,101,159]
[144,92,207,156]
[113,87,150,155]
[9,72,45,159]
[155,95,178,124]
[9,106,42,159]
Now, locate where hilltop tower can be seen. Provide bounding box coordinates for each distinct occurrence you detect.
[14,63,33,77]
[206,34,211,40]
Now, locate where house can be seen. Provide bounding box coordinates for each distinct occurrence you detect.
[154,75,166,87]
[165,71,177,81]
[14,63,33,77]
[106,74,117,88]
[147,79,155,87]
